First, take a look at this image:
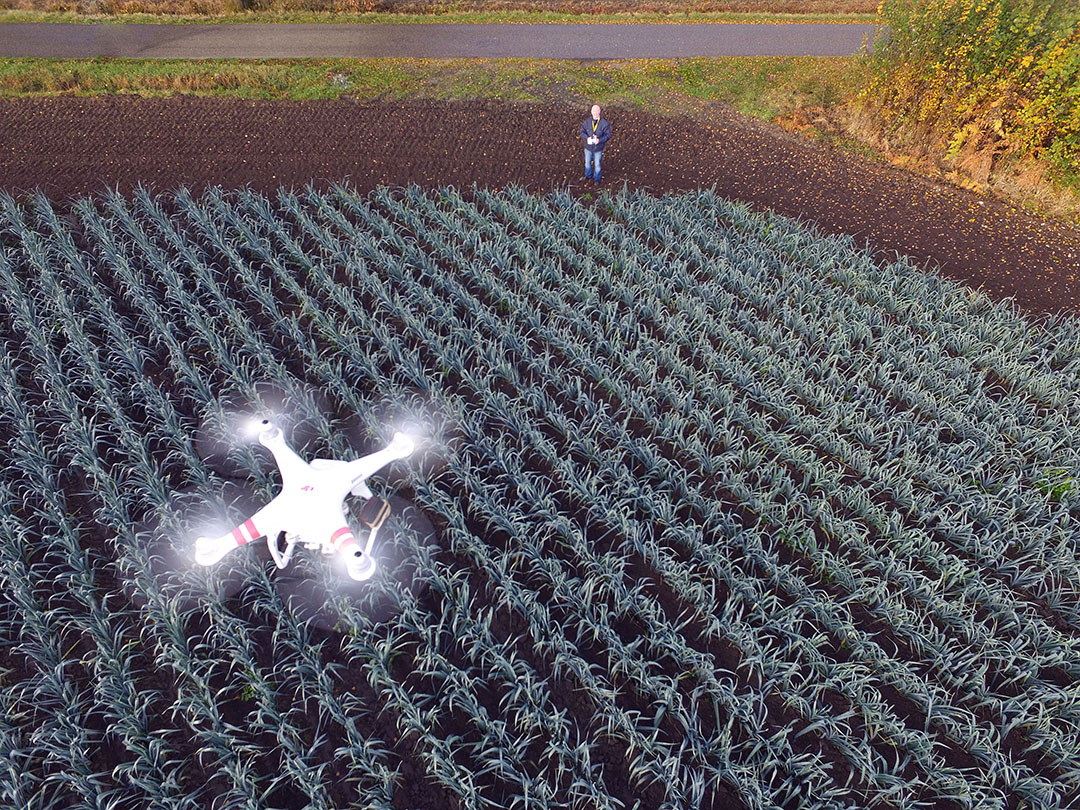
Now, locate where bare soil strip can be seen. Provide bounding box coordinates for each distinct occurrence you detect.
[1,95,1077,316]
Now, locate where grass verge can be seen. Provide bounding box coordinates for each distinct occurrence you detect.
[0,55,868,117]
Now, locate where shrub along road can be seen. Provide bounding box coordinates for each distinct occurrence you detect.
[0,21,880,58]
[0,95,1077,316]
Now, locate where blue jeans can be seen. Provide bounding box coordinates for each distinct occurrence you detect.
[584,149,602,178]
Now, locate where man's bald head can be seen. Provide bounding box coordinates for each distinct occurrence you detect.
[591,105,601,120]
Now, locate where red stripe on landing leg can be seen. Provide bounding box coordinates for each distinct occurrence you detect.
[232,527,247,546]
[244,519,259,542]
[330,526,356,552]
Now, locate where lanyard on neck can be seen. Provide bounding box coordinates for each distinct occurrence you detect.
[592,119,598,133]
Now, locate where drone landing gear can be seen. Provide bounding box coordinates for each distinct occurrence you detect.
[275,496,437,633]
[268,531,299,570]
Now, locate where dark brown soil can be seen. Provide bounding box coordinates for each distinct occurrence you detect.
[1,95,1078,317]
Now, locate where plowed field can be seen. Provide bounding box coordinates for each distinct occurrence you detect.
[2,95,1079,315]
[5,94,1080,810]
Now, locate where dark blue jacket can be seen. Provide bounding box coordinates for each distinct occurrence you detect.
[580,116,611,152]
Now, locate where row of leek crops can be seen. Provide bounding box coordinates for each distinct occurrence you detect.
[1,182,1080,810]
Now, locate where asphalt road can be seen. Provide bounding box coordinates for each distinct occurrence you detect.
[0,21,880,58]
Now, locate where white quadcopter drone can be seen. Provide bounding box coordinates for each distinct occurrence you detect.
[194,419,416,582]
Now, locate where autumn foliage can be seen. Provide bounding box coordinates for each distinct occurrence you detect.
[866,0,1080,187]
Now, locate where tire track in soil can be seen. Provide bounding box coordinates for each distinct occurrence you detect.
[1,95,1078,316]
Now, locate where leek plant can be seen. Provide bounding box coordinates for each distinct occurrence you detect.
[3,182,1080,810]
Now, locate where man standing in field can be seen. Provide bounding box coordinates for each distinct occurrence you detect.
[580,104,611,185]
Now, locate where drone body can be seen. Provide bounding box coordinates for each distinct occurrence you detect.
[194,420,415,581]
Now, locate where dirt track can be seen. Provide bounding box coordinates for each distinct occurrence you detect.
[1,95,1078,316]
